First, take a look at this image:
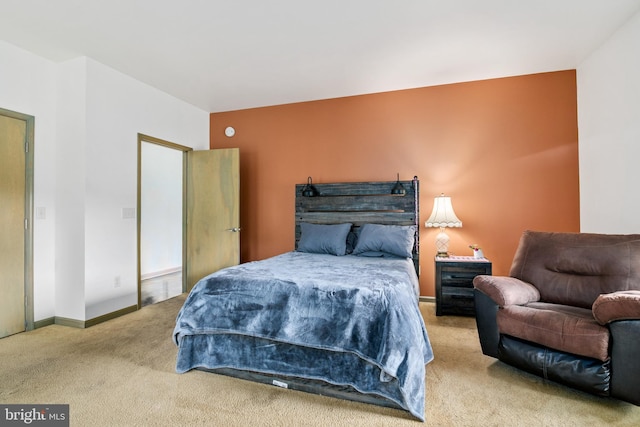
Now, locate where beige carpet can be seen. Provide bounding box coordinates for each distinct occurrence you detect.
[1,295,639,426]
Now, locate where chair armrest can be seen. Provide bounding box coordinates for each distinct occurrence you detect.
[473,275,540,307]
[592,290,640,325]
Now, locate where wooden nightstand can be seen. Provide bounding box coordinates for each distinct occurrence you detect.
[435,256,492,316]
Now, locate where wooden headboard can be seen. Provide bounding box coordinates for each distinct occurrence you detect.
[295,177,420,276]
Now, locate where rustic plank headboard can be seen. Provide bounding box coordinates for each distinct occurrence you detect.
[295,177,420,276]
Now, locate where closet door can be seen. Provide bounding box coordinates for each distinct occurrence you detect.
[185,148,240,292]
[0,112,32,337]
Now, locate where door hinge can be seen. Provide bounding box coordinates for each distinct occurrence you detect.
[25,218,28,230]
[25,141,29,153]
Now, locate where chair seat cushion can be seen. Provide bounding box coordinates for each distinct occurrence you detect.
[497,302,610,361]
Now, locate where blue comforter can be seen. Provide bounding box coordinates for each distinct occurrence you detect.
[173,251,433,420]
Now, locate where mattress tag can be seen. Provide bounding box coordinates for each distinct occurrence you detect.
[272,379,288,389]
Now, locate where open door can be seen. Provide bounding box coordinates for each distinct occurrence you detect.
[185,148,240,292]
[138,134,240,304]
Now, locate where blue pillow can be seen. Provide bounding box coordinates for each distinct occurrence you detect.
[297,223,353,256]
[352,224,415,258]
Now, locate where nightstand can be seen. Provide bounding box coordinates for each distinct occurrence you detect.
[435,256,492,316]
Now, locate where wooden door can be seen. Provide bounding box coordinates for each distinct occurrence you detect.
[0,113,28,337]
[185,148,240,292]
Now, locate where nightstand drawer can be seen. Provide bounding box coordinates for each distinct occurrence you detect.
[442,286,475,302]
[440,287,476,315]
[440,266,488,281]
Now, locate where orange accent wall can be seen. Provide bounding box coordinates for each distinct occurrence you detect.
[210,70,579,297]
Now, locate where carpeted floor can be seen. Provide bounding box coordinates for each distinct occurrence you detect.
[1,295,639,426]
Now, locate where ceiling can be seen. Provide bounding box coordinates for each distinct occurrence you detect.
[2,1,640,112]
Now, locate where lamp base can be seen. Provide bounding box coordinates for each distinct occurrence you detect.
[435,229,451,258]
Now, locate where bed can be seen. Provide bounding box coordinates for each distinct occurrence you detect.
[173,177,433,421]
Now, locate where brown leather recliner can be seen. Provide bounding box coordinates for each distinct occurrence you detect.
[473,230,640,405]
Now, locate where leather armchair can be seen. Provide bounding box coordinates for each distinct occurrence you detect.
[473,230,640,405]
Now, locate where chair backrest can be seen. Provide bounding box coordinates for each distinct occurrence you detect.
[509,230,640,309]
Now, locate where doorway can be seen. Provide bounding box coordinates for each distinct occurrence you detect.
[0,108,34,338]
[137,134,190,307]
[137,134,240,308]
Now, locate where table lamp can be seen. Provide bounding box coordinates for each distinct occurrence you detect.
[425,193,462,257]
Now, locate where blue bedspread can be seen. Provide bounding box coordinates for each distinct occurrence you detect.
[173,251,433,420]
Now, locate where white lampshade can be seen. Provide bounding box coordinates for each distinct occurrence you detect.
[426,194,462,228]
[425,194,462,256]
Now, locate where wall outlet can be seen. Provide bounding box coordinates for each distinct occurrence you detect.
[114,276,121,288]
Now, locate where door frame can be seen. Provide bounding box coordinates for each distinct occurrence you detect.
[136,133,192,308]
[0,107,35,332]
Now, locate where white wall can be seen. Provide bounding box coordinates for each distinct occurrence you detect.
[140,142,183,277]
[0,41,210,322]
[55,57,88,320]
[82,58,209,319]
[577,10,640,233]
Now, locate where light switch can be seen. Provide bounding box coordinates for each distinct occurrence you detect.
[121,208,136,219]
